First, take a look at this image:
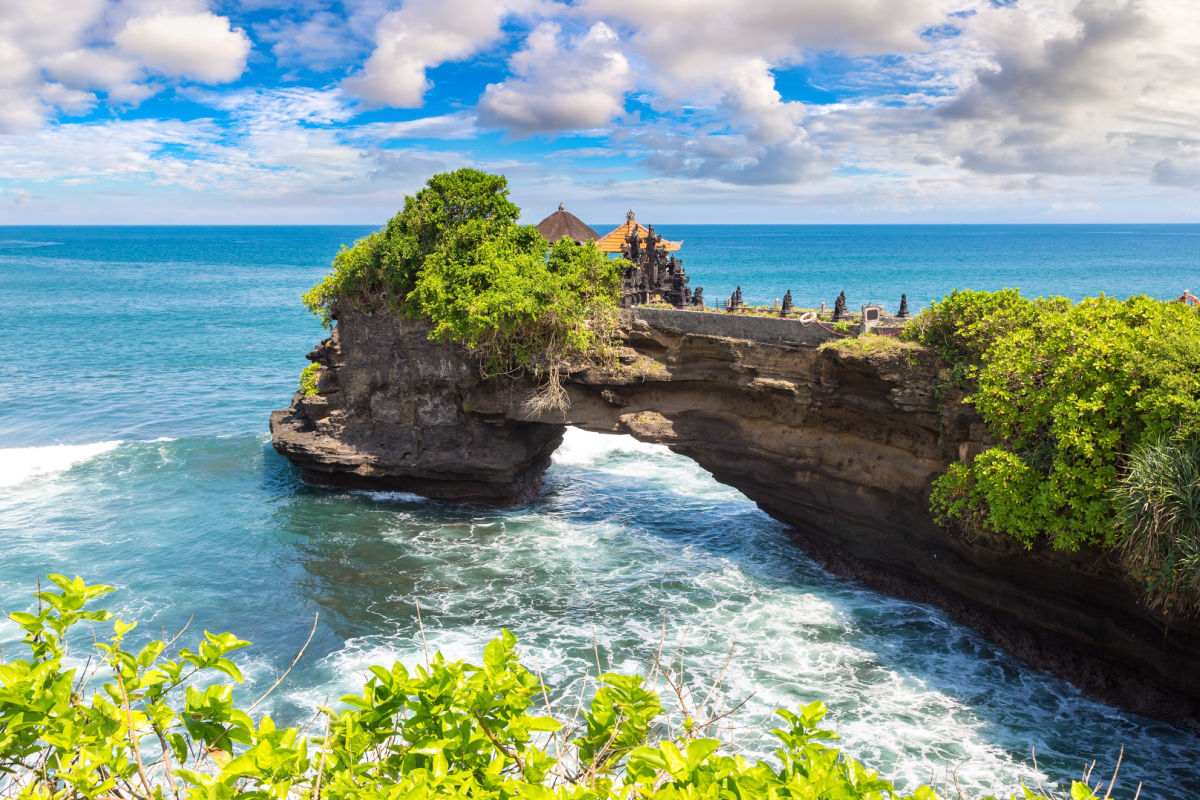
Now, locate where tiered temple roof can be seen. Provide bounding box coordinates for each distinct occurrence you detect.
[595,210,681,253]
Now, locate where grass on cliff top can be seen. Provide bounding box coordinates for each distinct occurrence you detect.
[819,334,922,355]
[1,575,1130,800]
[301,169,627,413]
[905,288,1200,618]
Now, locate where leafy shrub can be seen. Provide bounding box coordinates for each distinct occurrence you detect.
[0,576,1112,800]
[302,169,624,409]
[298,363,321,396]
[910,291,1200,562]
[1117,433,1200,617]
[900,289,1065,368]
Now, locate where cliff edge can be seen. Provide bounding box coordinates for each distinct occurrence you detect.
[271,306,1200,722]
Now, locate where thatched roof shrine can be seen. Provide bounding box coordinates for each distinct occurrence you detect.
[595,210,681,253]
[535,204,599,244]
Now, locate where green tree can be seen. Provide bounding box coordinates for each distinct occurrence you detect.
[302,169,624,411]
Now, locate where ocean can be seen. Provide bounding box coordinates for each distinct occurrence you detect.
[2,225,1198,797]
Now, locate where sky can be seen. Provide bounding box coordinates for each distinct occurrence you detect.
[2,0,1200,225]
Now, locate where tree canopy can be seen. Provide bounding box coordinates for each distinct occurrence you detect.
[303,169,625,409]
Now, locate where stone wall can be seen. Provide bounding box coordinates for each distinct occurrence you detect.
[630,307,904,346]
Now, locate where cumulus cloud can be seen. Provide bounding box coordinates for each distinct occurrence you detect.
[478,22,633,135]
[579,0,963,94]
[43,48,142,90]
[930,0,1200,178]
[0,0,110,130]
[0,0,251,131]
[115,11,251,83]
[344,0,508,107]
[553,0,969,185]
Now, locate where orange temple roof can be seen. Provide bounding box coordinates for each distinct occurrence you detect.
[595,210,682,253]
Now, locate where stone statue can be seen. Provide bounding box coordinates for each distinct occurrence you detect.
[780,289,794,317]
[691,287,705,307]
[832,291,847,321]
[897,294,910,318]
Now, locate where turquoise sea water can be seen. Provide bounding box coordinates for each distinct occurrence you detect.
[2,225,1199,797]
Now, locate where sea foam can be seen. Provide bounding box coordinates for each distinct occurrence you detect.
[0,441,121,488]
[552,428,673,466]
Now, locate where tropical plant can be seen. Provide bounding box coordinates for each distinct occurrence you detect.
[0,576,1116,799]
[1117,433,1200,617]
[298,363,321,396]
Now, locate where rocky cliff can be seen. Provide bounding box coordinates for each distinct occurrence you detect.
[271,305,1200,721]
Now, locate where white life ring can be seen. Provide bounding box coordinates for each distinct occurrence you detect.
[798,311,817,324]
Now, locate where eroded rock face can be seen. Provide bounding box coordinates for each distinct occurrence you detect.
[272,308,1200,721]
[270,307,563,504]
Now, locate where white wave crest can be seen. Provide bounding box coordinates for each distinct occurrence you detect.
[0,441,121,488]
[0,240,62,248]
[552,428,671,466]
[356,490,427,503]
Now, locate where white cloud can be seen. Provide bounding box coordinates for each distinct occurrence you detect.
[115,11,251,83]
[357,111,481,141]
[258,10,371,72]
[478,21,633,135]
[923,0,1200,180]
[201,86,356,127]
[40,82,99,114]
[43,48,142,90]
[0,0,109,130]
[0,1,252,130]
[579,0,964,95]
[558,0,971,185]
[344,0,508,107]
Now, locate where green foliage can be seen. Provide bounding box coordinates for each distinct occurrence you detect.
[1117,433,1200,617]
[0,577,1111,800]
[414,230,622,383]
[302,170,521,326]
[910,291,1200,563]
[301,169,624,407]
[298,363,321,397]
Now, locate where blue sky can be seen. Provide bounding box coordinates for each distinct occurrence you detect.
[2,0,1199,224]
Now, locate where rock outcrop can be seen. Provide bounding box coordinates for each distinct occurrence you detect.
[272,306,1200,722]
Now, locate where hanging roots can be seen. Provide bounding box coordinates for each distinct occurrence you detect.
[521,364,570,417]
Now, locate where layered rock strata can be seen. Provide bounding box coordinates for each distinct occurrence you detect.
[271,306,1200,721]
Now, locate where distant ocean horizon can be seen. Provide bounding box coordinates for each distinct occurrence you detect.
[4,224,1200,798]
[7,222,1198,314]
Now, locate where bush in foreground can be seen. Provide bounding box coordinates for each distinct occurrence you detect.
[0,576,1123,799]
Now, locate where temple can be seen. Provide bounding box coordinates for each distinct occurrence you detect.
[597,210,702,309]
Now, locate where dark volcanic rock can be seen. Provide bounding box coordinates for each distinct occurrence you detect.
[273,307,1200,722]
[270,307,563,504]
